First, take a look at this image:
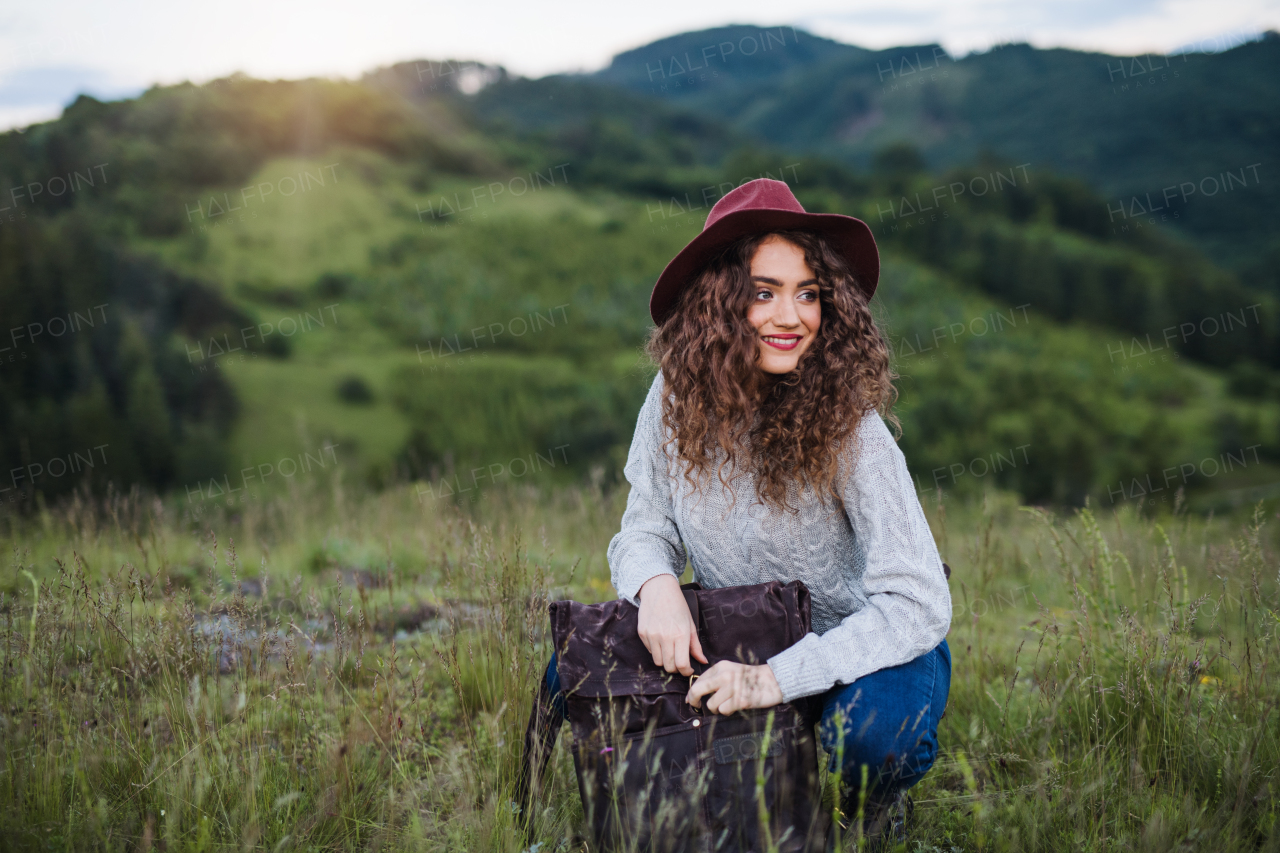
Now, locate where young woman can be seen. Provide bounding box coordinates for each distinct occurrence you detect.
[544,178,952,844]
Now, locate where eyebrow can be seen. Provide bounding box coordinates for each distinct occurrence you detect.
[750,276,820,286]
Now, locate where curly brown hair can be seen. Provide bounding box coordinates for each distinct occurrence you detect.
[645,229,900,514]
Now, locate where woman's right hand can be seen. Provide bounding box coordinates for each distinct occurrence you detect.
[637,574,709,676]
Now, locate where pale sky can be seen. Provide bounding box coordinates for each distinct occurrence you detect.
[0,0,1275,130]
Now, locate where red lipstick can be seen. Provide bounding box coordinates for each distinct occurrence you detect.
[762,333,802,351]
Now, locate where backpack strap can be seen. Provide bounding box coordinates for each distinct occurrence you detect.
[515,668,563,838]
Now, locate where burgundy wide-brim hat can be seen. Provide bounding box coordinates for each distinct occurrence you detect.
[649,178,880,326]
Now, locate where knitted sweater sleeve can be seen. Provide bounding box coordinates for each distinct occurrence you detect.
[607,371,687,605]
[765,410,952,702]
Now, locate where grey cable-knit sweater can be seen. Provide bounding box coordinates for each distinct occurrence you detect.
[607,370,952,703]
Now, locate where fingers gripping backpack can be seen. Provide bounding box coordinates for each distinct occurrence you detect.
[517,580,827,853]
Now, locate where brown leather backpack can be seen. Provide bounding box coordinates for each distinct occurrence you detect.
[517,580,828,853]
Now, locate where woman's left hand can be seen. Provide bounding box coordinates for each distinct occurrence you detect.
[685,661,783,714]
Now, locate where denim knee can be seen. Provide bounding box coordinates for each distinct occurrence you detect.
[821,715,936,792]
[544,651,569,721]
[819,641,947,794]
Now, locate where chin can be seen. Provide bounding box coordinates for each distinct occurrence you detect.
[759,358,801,374]
[758,345,808,375]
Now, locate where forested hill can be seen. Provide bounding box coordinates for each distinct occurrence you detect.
[587,26,1280,280]
[0,35,1277,512]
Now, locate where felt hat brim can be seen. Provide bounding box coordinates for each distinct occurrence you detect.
[648,205,880,326]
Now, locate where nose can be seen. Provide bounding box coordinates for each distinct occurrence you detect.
[772,294,801,328]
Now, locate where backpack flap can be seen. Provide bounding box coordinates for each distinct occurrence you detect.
[694,580,810,664]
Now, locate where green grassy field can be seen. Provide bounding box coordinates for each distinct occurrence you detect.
[1,476,1277,852]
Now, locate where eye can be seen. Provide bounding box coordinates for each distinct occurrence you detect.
[799,289,819,302]
[755,289,773,301]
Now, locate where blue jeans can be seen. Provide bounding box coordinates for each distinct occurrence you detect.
[543,636,950,801]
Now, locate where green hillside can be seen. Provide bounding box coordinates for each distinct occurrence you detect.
[590,27,1280,277]
[1,51,1277,512]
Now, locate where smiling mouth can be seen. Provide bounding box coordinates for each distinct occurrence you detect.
[762,334,802,351]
